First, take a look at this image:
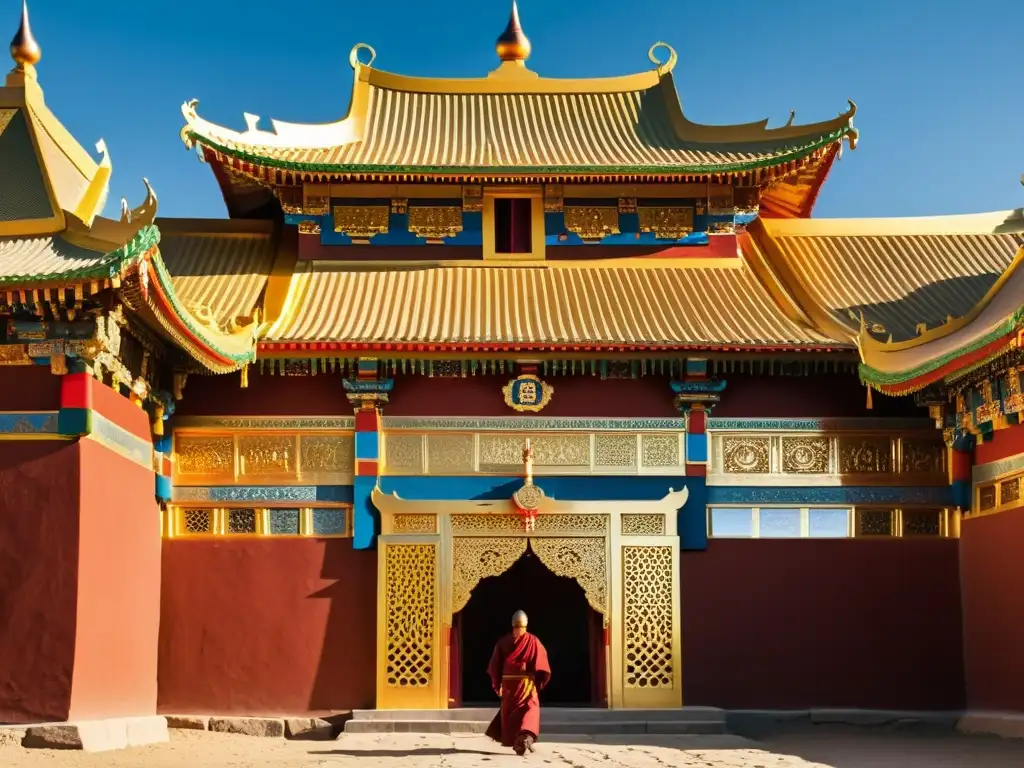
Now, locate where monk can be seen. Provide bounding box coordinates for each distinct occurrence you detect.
[484,610,551,756]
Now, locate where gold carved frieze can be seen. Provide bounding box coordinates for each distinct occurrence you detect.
[451,537,528,613]
[721,436,771,473]
[531,537,607,616]
[0,344,31,365]
[901,439,945,474]
[426,434,475,474]
[384,543,436,688]
[462,185,483,212]
[299,434,354,480]
[623,546,674,689]
[563,206,620,240]
[449,513,608,537]
[638,207,694,239]
[781,436,830,474]
[297,221,321,236]
[238,435,294,477]
[174,435,235,479]
[333,205,390,239]
[479,434,589,468]
[594,434,638,469]
[543,184,564,212]
[385,434,425,474]
[978,485,997,512]
[838,437,892,474]
[621,513,666,536]
[302,195,330,216]
[407,206,463,240]
[641,435,680,468]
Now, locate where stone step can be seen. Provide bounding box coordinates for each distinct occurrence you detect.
[345,707,727,735]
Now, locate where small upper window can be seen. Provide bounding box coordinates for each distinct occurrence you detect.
[494,198,533,254]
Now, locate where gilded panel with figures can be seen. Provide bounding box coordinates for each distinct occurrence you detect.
[238,435,296,478]
[299,434,354,481]
[426,434,475,473]
[174,435,235,482]
[479,434,590,468]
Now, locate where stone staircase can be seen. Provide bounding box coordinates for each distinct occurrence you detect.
[344,707,727,735]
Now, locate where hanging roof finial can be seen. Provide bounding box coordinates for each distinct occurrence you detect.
[10,0,41,70]
[496,0,531,63]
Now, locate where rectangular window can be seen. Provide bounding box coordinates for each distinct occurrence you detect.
[808,508,850,538]
[494,198,533,254]
[758,508,802,538]
[709,507,754,538]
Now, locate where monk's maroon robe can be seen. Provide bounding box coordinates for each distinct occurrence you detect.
[484,631,551,747]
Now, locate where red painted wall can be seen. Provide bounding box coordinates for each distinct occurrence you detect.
[69,438,161,720]
[176,370,916,420]
[975,422,1024,465]
[960,508,1024,711]
[0,441,80,724]
[0,364,62,411]
[680,539,964,710]
[158,539,377,715]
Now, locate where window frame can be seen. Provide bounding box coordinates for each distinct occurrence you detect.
[482,187,546,261]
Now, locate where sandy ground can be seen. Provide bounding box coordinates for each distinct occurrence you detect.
[1,727,1024,767]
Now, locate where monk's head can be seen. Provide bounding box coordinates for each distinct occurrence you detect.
[511,610,528,637]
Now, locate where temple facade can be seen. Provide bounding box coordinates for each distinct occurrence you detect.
[1,1,1022,730]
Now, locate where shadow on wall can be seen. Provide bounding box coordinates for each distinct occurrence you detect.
[309,539,378,712]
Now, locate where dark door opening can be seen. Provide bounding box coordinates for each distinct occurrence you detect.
[456,546,600,707]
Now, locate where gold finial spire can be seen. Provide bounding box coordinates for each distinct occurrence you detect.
[10,0,41,70]
[496,0,531,63]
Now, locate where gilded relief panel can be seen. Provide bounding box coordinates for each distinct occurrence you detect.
[385,434,425,474]
[479,434,590,469]
[594,434,638,469]
[641,435,679,468]
[839,437,892,474]
[901,439,945,474]
[299,434,354,481]
[780,436,830,474]
[393,514,437,534]
[174,435,235,482]
[621,514,666,536]
[238,435,295,478]
[426,434,475,474]
[721,436,771,473]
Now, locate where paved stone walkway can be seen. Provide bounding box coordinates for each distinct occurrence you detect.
[1,728,1023,767]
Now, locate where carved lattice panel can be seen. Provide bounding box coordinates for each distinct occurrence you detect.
[623,546,674,690]
[450,514,608,536]
[621,514,666,536]
[451,538,528,613]
[530,538,607,616]
[384,544,436,688]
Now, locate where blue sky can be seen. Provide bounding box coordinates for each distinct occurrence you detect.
[16,0,1023,221]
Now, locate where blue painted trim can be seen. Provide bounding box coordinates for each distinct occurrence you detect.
[706,486,955,506]
[352,476,378,550]
[951,480,971,510]
[706,417,936,432]
[354,432,380,461]
[57,407,91,435]
[973,452,1024,485]
[0,411,59,435]
[154,435,172,454]
[155,475,172,503]
[171,485,354,503]
[686,432,708,463]
[89,412,153,468]
[376,475,704,550]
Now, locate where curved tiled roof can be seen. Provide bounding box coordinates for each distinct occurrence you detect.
[182,44,857,179]
[262,258,835,350]
[752,211,1024,343]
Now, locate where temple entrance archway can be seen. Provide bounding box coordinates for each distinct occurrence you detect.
[371,485,685,711]
[455,545,601,707]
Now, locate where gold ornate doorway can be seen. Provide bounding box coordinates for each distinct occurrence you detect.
[372,484,686,710]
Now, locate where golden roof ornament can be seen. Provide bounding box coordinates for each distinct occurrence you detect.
[496,0,531,63]
[10,0,41,71]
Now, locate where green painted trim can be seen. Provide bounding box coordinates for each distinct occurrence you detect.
[859,307,1024,388]
[146,251,257,367]
[0,225,160,286]
[189,127,851,176]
